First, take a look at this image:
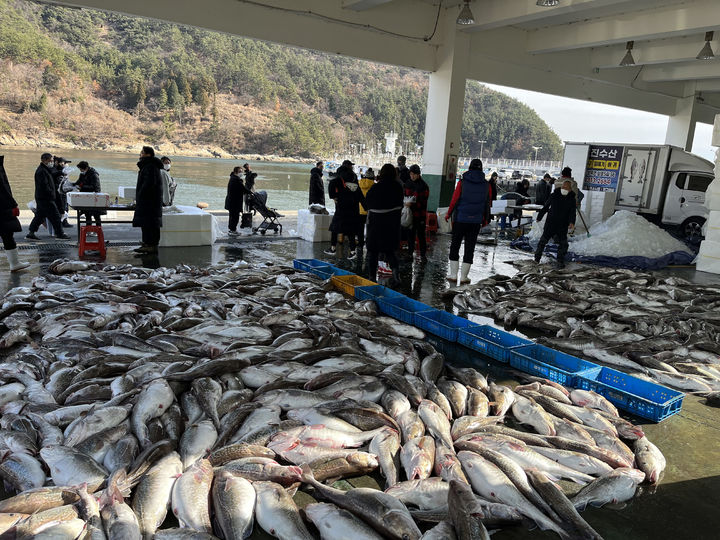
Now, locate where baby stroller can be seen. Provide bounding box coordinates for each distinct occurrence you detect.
[247,190,283,235]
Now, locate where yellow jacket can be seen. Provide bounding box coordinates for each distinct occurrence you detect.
[358,177,374,215]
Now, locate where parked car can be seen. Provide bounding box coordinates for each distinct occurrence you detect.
[497,168,513,179]
[511,170,522,180]
[521,170,536,182]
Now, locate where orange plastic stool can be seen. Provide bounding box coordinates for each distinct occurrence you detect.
[78,225,106,258]
[426,212,438,234]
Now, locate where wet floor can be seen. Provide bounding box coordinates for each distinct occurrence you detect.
[1,227,719,539]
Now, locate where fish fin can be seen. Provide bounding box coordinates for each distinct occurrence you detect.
[285,482,300,497]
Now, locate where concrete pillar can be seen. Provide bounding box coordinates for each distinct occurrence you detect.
[422,16,470,212]
[664,87,700,151]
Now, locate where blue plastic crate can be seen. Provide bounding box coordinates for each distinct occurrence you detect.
[376,296,432,325]
[577,367,684,422]
[293,258,334,278]
[457,325,533,363]
[414,309,478,342]
[355,285,404,302]
[509,344,600,386]
[311,265,355,280]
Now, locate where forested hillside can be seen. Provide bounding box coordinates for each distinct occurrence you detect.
[0,0,563,159]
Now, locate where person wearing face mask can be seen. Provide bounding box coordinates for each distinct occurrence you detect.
[52,156,74,228]
[534,179,576,268]
[554,166,584,208]
[159,156,177,206]
[26,153,70,240]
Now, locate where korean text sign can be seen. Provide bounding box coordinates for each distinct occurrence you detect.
[583,145,623,192]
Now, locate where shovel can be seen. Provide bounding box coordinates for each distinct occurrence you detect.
[576,208,591,237]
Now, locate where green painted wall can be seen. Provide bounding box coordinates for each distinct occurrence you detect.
[424,173,455,212]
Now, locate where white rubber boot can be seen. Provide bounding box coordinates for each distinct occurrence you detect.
[6,249,30,272]
[446,260,459,283]
[460,262,472,284]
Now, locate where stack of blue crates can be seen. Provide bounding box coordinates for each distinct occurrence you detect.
[293,259,684,422]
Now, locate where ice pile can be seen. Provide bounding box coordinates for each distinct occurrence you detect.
[571,211,692,258]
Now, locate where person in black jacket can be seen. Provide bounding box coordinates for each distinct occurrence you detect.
[52,156,73,228]
[0,156,30,271]
[326,166,365,259]
[243,163,257,213]
[396,155,411,187]
[535,173,553,206]
[225,166,250,234]
[132,146,164,255]
[309,161,325,206]
[365,163,403,283]
[534,180,576,268]
[26,152,69,240]
[74,161,105,226]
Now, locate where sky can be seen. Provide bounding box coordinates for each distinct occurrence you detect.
[487,83,717,163]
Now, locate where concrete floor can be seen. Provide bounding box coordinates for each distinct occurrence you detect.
[1,218,719,540]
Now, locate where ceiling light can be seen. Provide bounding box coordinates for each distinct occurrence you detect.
[537,0,560,6]
[456,1,475,25]
[619,41,635,67]
[697,31,715,60]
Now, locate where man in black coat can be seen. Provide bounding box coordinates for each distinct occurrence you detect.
[26,152,69,240]
[309,161,325,206]
[133,146,164,254]
[535,174,552,206]
[225,166,250,234]
[534,180,576,268]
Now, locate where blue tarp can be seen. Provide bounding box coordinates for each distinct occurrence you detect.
[510,235,695,270]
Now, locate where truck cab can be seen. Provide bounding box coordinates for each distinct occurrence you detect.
[662,170,713,237]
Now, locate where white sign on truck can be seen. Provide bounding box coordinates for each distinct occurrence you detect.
[563,142,715,238]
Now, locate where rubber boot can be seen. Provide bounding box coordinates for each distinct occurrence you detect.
[446,260,459,283]
[6,249,30,272]
[460,262,472,284]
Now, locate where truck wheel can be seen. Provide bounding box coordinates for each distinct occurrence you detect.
[680,217,705,239]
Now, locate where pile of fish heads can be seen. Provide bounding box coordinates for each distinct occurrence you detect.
[0,259,665,539]
[450,262,720,400]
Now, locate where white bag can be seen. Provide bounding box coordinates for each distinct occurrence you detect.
[401,206,413,228]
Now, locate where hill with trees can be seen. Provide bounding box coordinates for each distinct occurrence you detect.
[0,0,563,160]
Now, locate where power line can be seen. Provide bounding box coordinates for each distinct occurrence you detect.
[235,0,443,42]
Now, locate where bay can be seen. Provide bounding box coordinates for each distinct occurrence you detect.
[0,147,321,211]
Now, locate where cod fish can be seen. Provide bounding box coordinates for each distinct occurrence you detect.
[254,481,314,540]
[305,502,384,540]
[302,465,422,540]
[212,470,256,540]
[634,436,666,484]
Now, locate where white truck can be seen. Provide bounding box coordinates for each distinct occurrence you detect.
[562,142,715,238]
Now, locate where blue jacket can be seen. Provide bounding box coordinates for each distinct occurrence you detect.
[453,170,489,223]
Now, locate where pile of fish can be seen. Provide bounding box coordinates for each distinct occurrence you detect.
[450,263,720,399]
[0,259,665,539]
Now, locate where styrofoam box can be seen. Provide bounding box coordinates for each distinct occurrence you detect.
[118,186,136,199]
[67,192,111,208]
[297,209,332,243]
[159,205,214,247]
[696,250,720,274]
[706,211,720,235]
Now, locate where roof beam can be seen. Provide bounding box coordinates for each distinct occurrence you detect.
[342,0,393,11]
[465,0,637,32]
[641,61,720,83]
[592,35,720,69]
[48,0,438,70]
[528,0,720,53]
